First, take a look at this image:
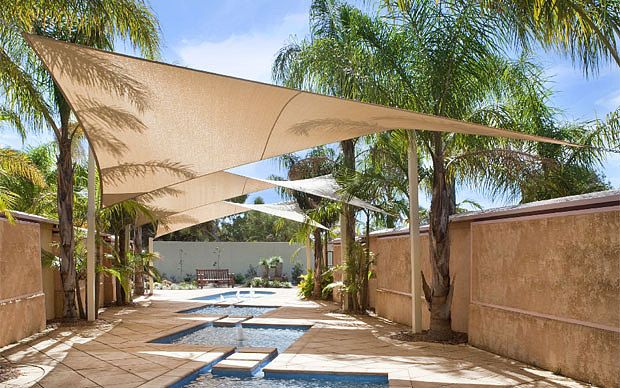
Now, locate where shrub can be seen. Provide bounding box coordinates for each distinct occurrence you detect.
[297,269,314,299]
[246,277,292,288]
[234,273,245,285]
[297,268,333,299]
[290,262,304,285]
[245,264,258,279]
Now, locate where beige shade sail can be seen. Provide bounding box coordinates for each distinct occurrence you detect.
[135,171,386,225]
[26,35,575,207]
[155,201,326,237]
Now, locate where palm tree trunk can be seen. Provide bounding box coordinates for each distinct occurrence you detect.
[75,276,86,319]
[95,228,102,319]
[312,228,324,298]
[133,225,144,296]
[116,228,127,306]
[340,139,357,311]
[57,121,77,318]
[429,133,452,337]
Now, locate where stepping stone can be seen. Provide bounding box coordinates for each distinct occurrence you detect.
[214,317,250,326]
[227,352,270,361]
[237,347,278,356]
[211,348,278,377]
[211,359,261,376]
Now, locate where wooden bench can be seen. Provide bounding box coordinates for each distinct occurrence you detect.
[196,269,234,288]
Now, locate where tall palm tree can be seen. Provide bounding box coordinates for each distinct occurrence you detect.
[273,0,383,311]
[0,1,160,318]
[276,0,616,337]
[0,147,46,219]
[272,147,338,298]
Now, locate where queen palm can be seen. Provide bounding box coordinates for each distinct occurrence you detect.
[275,0,617,337]
[0,1,160,318]
[0,148,45,219]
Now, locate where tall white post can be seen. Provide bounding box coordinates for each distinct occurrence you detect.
[148,237,154,295]
[86,147,96,321]
[408,130,422,333]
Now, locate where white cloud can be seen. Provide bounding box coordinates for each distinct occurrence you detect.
[595,89,620,113]
[176,13,308,83]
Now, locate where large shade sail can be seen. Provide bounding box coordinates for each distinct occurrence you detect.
[156,201,326,237]
[135,171,386,223]
[26,35,574,207]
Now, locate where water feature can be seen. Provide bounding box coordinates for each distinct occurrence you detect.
[180,305,277,317]
[192,291,275,302]
[183,373,388,387]
[152,323,310,353]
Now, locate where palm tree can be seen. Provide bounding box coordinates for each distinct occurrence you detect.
[477,0,620,74]
[273,0,381,310]
[275,0,617,337]
[0,1,160,318]
[0,148,46,219]
[272,147,339,298]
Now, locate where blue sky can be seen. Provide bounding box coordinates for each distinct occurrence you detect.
[1,0,618,210]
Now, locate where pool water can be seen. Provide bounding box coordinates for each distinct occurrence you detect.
[165,324,309,353]
[182,305,277,317]
[192,291,275,302]
[184,373,388,387]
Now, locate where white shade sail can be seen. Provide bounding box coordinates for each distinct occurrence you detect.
[257,174,387,214]
[25,34,575,208]
[135,171,386,225]
[155,201,326,237]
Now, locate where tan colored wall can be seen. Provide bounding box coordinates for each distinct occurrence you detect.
[0,219,46,347]
[367,224,470,332]
[469,209,620,387]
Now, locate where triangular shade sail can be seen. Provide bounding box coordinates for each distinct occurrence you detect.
[135,171,386,225]
[155,201,326,237]
[257,174,387,214]
[25,35,574,208]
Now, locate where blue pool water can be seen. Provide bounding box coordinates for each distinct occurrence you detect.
[181,305,277,317]
[153,323,310,353]
[184,373,388,387]
[192,291,275,301]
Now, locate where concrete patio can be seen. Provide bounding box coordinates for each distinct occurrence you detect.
[0,288,590,387]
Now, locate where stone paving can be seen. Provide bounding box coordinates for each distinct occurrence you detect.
[0,288,590,387]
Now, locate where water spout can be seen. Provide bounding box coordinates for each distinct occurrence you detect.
[219,294,225,301]
[236,324,246,342]
[250,287,255,298]
[236,290,241,300]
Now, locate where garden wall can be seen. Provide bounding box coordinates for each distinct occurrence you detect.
[332,221,470,333]
[469,207,620,387]
[153,241,308,282]
[0,219,46,347]
[332,190,619,386]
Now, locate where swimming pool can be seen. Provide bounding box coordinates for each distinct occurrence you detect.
[182,373,389,387]
[191,290,275,302]
[151,323,310,353]
[180,305,277,317]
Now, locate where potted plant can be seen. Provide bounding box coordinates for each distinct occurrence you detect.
[269,256,284,279]
[258,257,270,280]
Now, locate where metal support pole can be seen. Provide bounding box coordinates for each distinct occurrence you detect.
[86,148,96,321]
[408,130,422,333]
[148,237,154,295]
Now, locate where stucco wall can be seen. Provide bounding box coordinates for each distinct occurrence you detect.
[469,209,620,387]
[333,224,470,333]
[153,241,308,282]
[0,219,46,347]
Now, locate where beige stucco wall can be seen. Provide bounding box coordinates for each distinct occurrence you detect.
[469,209,620,387]
[369,225,471,332]
[0,219,46,347]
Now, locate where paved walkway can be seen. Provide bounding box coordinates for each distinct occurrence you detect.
[0,288,589,387]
